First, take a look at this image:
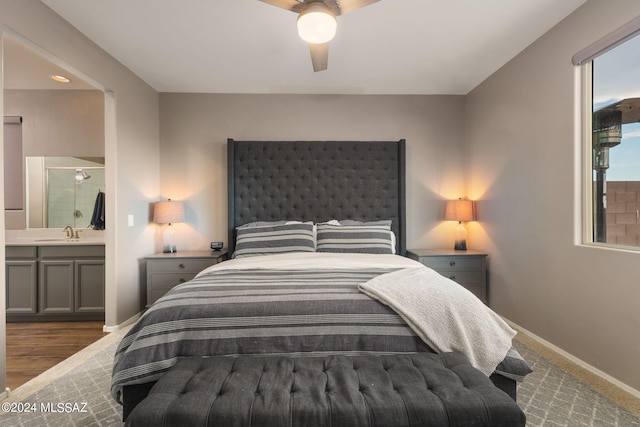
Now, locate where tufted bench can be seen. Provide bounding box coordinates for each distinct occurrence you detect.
[124,352,526,427]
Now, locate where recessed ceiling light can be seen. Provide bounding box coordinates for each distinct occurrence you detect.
[49,74,71,83]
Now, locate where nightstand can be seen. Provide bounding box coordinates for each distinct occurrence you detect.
[145,250,228,306]
[407,249,488,304]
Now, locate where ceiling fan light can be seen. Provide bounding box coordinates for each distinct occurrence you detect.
[297,3,337,44]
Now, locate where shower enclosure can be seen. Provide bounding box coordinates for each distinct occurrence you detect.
[46,167,104,228]
[26,157,105,229]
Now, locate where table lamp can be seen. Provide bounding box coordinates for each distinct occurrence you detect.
[444,198,476,251]
[153,199,185,253]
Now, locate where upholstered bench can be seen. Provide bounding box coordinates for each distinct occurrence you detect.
[124,352,525,427]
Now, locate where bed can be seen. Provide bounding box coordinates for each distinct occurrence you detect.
[112,139,531,422]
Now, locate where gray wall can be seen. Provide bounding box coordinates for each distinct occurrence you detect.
[4,89,104,157]
[159,93,467,253]
[466,0,640,392]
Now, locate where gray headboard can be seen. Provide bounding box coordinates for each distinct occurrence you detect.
[227,139,406,256]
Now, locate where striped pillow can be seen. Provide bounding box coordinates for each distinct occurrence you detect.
[234,223,315,258]
[316,223,394,254]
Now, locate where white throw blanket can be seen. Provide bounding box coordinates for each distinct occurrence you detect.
[358,267,516,376]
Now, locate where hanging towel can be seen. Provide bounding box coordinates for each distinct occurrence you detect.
[90,191,105,230]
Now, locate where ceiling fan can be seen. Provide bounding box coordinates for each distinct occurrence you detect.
[259,0,381,72]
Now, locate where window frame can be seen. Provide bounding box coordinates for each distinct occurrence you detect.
[580,63,596,248]
[579,42,640,252]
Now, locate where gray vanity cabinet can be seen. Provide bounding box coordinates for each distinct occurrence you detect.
[39,259,75,314]
[39,246,105,316]
[6,244,105,321]
[6,246,38,314]
[75,259,106,312]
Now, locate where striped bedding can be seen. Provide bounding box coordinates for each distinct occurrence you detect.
[110,253,527,403]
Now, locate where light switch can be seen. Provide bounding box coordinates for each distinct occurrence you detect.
[127,214,134,227]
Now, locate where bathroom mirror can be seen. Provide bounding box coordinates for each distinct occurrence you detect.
[26,157,105,229]
[3,36,104,231]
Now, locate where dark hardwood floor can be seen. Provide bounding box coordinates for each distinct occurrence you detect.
[5,321,107,391]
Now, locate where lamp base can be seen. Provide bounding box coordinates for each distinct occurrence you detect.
[453,222,468,251]
[162,224,178,253]
[453,240,467,251]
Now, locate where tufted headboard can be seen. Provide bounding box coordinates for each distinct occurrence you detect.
[227,139,406,256]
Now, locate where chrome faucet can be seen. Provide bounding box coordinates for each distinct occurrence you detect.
[64,225,75,239]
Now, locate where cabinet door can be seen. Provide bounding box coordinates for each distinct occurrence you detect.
[6,260,37,314]
[39,260,74,314]
[75,259,105,312]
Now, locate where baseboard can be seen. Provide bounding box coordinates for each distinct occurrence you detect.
[506,318,640,402]
[103,312,141,333]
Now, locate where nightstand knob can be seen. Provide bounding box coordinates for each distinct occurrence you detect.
[449,275,456,280]
[449,260,456,267]
[178,263,185,269]
[179,278,186,283]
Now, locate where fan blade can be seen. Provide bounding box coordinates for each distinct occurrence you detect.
[309,43,329,72]
[335,0,380,14]
[258,0,305,13]
[258,0,381,16]
[319,0,341,17]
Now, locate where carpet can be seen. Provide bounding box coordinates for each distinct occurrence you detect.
[1,327,639,426]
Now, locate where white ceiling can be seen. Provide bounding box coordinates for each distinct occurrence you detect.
[32,0,587,95]
[3,36,97,90]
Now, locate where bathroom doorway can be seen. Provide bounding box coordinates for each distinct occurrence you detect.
[2,32,112,391]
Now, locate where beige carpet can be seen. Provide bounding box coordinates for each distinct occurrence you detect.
[515,332,640,418]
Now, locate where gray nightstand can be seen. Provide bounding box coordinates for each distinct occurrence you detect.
[407,249,488,304]
[145,250,228,306]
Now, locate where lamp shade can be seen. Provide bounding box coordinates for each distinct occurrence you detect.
[297,2,337,44]
[153,200,185,224]
[444,199,475,222]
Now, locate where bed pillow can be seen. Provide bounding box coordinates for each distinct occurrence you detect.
[316,223,394,254]
[234,222,315,258]
[237,220,288,229]
[237,220,306,229]
[337,220,396,254]
[338,219,392,227]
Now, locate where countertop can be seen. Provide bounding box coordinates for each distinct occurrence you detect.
[5,229,105,246]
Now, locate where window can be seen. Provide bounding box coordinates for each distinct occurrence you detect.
[580,26,640,249]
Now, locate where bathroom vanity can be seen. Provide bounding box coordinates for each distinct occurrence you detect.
[5,231,105,322]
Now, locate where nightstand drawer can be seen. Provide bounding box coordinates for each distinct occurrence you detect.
[148,258,213,274]
[407,249,488,304]
[418,256,482,270]
[150,288,174,305]
[150,273,197,289]
[145,250,228,307]
[434,270,483,285]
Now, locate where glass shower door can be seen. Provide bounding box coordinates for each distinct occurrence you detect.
[46,167,105,228]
